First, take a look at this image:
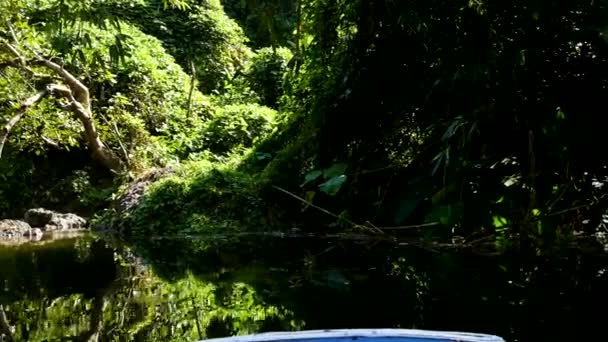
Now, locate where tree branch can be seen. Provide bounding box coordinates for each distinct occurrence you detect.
[0,40,25,67]
[41,135,60,148]
[0,31,89,110]
[1,39,124,172]
[6,20,20,47]
[32,54,90,110]
[99,111,130,167]
[0,20,26,67]
[0,39,36,76]
[0,57,23,70]
[0,89,49,158]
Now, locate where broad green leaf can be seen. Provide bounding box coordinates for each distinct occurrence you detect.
[301,170,322,187]
[319,175,347,196]
[322,163,348,179]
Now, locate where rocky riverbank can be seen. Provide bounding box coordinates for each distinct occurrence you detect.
[0,208,87,245]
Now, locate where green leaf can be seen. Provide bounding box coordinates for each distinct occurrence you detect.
[492,215,508,228]
[322,163,348,179]
[319,175,347,196]
[301,170,322,187]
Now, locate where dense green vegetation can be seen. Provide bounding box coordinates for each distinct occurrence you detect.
[4,0,608,340]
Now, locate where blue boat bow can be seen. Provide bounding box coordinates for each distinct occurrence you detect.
[199,329,505,342]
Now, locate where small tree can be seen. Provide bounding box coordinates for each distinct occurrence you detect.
[0,32,124,172]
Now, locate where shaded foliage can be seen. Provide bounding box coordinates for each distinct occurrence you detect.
[247,47,293,108]
[222,0,298,48]
[245,0,608,252]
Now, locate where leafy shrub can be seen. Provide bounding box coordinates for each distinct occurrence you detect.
[111,0,251,93]
[247,47,293,108]
[26,0,252,94]
[115,158,264,240]
[201,104,278,156]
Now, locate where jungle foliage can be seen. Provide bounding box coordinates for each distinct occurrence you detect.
[3,0,608,256]
[5,1,608,341]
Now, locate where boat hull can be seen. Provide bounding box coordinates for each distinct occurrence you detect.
[199,329,505,342]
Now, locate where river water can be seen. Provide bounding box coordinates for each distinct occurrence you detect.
[1,234,607,341]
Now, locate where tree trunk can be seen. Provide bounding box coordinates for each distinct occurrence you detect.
[78,106,124,172]
[47,84,124,174]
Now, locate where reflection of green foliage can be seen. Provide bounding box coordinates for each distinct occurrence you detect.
[6,273,299,341]
[1,238,299,341]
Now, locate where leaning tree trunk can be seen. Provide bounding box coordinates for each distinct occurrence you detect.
[48,84,124,173]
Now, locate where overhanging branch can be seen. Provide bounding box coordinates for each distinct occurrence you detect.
[0,89,49,158]
[0,35,124,172]
[29,52,90,110]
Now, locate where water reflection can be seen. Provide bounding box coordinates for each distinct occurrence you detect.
[1,234,608,341]
[0,236,298,341]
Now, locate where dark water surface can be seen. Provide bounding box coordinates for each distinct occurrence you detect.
[1,234,607,341]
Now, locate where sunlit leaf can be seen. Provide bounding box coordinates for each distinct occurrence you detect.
[492,215,508,228]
